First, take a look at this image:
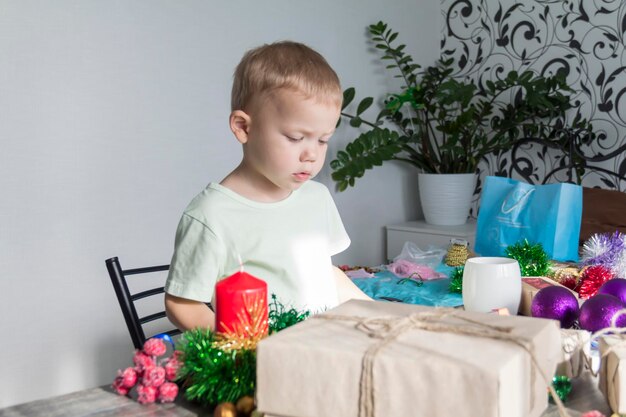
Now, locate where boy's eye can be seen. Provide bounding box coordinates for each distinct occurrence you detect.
[318,139,329,145]
[286,136,304,142]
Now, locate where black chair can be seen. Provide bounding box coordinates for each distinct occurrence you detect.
[106,256,181,350]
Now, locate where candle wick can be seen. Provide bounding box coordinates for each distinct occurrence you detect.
[238,254,244,272]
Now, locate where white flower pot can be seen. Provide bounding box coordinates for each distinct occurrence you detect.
[418,173,476,226]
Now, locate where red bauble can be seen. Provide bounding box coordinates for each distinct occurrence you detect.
[577,265,614,299]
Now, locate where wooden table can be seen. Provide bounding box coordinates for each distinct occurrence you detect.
[543,372,612,417]
[0,373,612,417]
[0,385,212,417]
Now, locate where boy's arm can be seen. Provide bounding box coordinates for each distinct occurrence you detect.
[333,266,373,303]
[165,293,216,331]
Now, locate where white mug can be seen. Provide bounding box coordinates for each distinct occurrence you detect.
[462,257,522,314]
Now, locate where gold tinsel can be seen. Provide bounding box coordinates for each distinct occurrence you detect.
[445,239,470,267]
[213,293,269,352]
[549,266,582,287]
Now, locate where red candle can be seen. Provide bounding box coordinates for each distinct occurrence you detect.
[215,267,268,338]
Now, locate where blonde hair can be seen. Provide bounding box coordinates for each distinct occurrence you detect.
[231,41,342,111]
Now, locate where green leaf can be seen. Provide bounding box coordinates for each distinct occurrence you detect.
[356,97,374,116]
[336,150,350,164]
[342,88,355,110]
[349,117,362,128]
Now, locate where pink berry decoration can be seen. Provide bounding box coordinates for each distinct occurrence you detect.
[118,367,138,388]
[133,350,156,373]
[143,338,167,357]
[136,384,158,404]
[158,382,179,403]
[581,411,606,417]
[112,376,130,396]
[164,356,182,381]
[143,366,166,388]
[112,343,181,403]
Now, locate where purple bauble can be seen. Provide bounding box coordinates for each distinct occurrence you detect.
[531,286,580,328]
[579,294,626,332]
[598,279,626,304]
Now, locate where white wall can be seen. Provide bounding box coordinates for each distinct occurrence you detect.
[0,1,439,407]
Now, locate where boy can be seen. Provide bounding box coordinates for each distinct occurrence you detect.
[164,41,370,331]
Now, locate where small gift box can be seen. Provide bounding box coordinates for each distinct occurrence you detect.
[257,300,561,417]
[557,329,590,378]
[520,276,580,317]
[599,335,626,414]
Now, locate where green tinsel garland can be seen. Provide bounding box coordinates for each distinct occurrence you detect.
[176,296,310,406]
[505,239,551,276]
[177,329,256,405]
[268,294,310,334]
[448,266,464,293]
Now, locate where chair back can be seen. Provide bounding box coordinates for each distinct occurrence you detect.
[105,256,181,349]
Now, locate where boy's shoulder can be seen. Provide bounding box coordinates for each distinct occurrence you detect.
[182,183,231,221]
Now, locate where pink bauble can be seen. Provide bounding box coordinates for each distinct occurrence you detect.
[531,286,580,328]
[579,294,626,332]
[598,279,626,304]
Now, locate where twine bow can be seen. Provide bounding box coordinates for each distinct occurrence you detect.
[578,310,626,395]
[317,308,571,417]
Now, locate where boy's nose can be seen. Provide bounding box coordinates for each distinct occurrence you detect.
[300,146,317,162]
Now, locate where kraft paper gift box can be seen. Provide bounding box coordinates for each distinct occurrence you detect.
[599,335,626,414]
[557,329,590,378]
[257,299,561,417]
[520,276,579,317]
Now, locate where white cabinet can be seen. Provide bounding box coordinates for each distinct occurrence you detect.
[386,219,477,261]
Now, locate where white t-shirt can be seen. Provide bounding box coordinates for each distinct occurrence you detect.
[165,180,350,312]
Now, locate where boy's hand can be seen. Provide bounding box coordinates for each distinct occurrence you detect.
[333,266,373,303]
[164,293,215,331]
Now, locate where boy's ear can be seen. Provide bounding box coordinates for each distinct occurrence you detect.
[229,110,252,144]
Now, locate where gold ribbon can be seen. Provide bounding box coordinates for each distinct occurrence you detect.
[316,308,570,417]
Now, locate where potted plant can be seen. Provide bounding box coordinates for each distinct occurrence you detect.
[331,21,592,225]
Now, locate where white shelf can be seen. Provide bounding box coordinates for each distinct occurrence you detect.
[386,219,477,261]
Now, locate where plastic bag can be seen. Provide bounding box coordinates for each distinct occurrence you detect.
[388,242,447,280]
[393,241,446,269]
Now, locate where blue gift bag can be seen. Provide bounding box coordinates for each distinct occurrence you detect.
[474,176,582,262]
